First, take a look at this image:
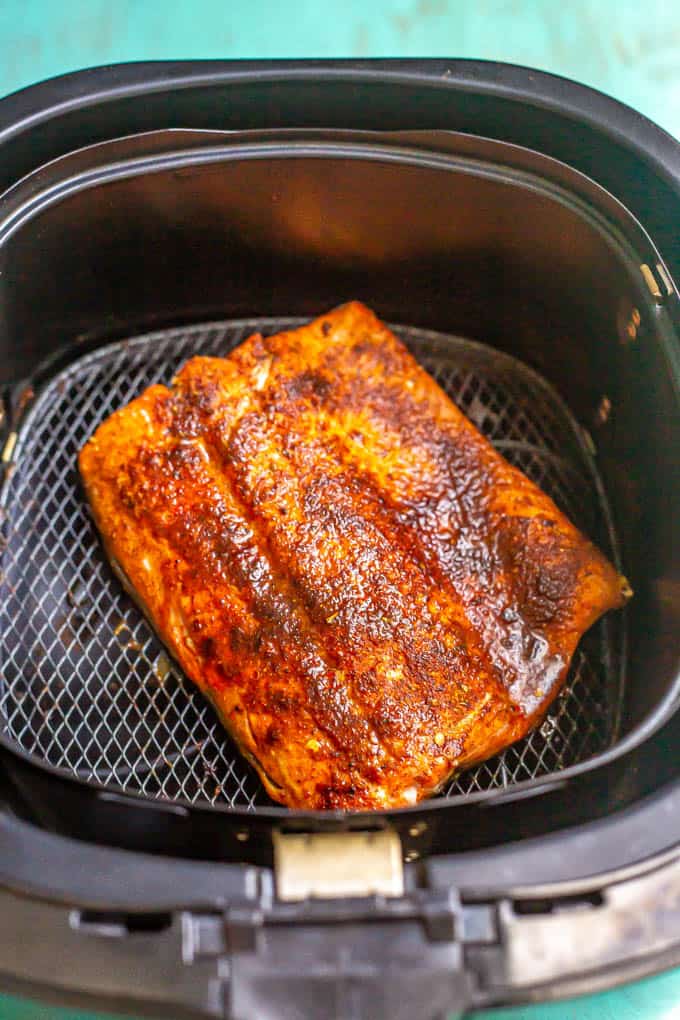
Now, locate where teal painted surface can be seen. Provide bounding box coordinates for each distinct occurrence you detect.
[0,1,679,1018]
[3,966,680,1020]
[0,0,678,139]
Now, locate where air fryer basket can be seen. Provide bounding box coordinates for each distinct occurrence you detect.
[0,122,678,860]
[0,319,624,810]
[0,62,678,1020]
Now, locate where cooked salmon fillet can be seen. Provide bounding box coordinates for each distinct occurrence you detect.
[78,302,630,810]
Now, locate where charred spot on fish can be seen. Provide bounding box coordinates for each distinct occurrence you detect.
[269,688,296,712]
[168,442,203,471]
[264,723,282,746]
[315,782,358,809]
[362,764,383,784]
[119,489,136,511]
[283,370,332,403]
[229,627,254,654]
[199,635,216,659]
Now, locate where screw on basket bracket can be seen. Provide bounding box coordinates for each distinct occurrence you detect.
[1,431,17,465]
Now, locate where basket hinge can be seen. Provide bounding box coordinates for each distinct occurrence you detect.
[640,261,676,302]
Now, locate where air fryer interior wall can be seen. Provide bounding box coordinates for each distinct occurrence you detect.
[0,131,679,861]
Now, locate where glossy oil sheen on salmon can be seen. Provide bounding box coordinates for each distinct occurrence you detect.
[78,303,630,810]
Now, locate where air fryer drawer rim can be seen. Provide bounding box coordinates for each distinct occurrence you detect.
[0,60,678,278]
[0,59,678,1020]
[0,132,677,832]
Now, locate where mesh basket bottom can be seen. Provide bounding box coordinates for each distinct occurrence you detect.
[0,318,623,810]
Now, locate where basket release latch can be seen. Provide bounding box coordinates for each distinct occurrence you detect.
[273,829,404,901]
[200,829,475,1018]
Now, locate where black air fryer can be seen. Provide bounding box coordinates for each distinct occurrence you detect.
[0,61,678,1020]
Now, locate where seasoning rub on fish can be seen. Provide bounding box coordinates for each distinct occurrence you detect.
[79,303,630,809]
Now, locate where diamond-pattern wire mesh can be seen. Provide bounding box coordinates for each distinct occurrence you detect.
[0,319,623,809]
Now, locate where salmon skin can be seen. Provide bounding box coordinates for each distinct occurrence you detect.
[78,303,630,810]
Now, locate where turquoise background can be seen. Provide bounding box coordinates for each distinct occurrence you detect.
[0,968,679,1020]
[0,0,679,140]
[0,0,679,1017]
